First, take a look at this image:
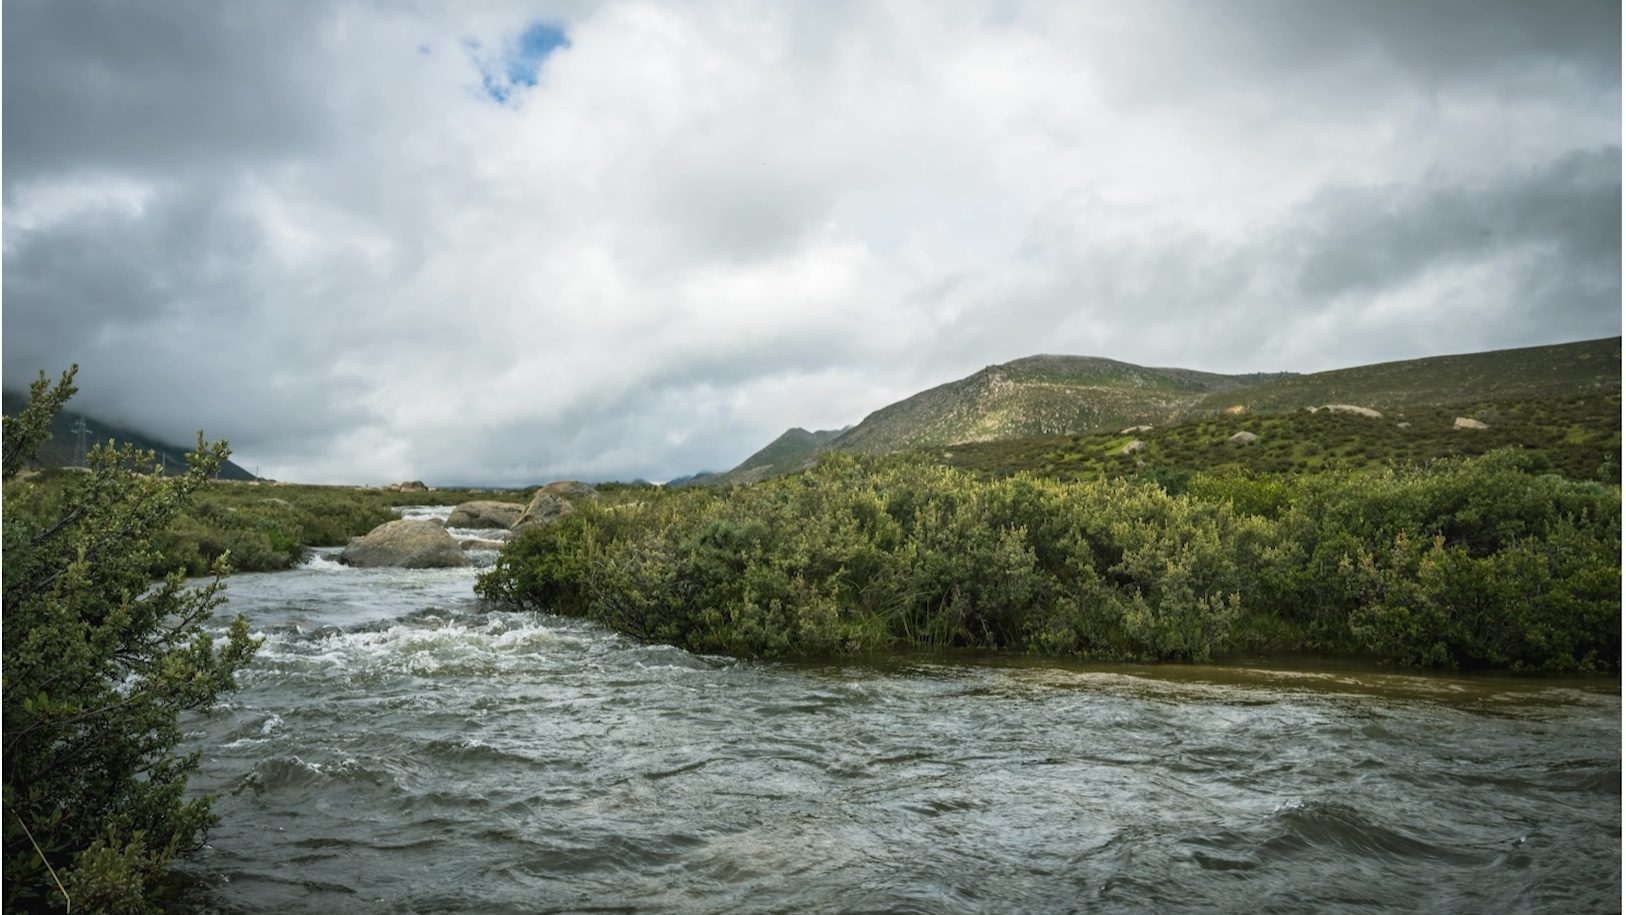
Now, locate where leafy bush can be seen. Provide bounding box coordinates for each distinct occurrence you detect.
[2,368,261,912]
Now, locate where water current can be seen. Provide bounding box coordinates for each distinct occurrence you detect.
[175,507,1621,914]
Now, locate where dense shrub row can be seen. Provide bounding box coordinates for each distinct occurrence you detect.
[477,449,1620,672]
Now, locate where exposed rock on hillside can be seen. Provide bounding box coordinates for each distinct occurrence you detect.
[1229,431,1259,444]
[1454,417,1490,429]
[1118,439,1147,455]
[1314,404,1383,418]
[446,500,525,529]
[340,520,467,569]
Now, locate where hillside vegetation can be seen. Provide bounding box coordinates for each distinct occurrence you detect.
[1190,336,1621,414]
[942,394,1621,486]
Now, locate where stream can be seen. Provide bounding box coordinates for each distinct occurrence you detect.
[174,508,1621,914]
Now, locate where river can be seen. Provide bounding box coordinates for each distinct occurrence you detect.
[174,508,1621,914]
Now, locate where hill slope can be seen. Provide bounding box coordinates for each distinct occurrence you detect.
[708,427,848,486]
[1190,337,1621,415]
[711,337,1621,485]
[829,355,1294,456]
[2,390,258,481]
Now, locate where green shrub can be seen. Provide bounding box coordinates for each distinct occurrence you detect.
[2,368,261,911]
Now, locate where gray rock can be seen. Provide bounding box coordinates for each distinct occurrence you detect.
[458,537,509,551]
[339,520,468,569]
[1229,431,1259,444]
[535,480,598,500]
[1117,439,1147,455]
[512,492,575,529]
[446,500,525,529]
[1314,404,1383,418]
[1454,417,1489,429]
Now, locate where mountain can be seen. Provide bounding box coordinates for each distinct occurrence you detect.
[706,427,849,486]
[711,337,1621,484]
[1,390,259,481]
[829,355,1293,457]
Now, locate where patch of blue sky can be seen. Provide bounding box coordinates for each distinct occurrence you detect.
[471,22,570,104]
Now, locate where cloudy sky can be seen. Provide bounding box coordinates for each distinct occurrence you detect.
[4,0,1620,485]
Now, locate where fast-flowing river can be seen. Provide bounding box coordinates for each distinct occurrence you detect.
[175,508,1620,914]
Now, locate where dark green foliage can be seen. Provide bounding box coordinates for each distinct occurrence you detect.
[478,449,1619,672]
[2,369,262,912]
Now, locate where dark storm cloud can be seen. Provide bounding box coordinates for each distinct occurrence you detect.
[1293,147,1622,303]
[2,0,331,185]
[1100,0,1620,102]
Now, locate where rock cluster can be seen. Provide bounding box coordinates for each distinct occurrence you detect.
[343,480,601,568]
[446,500,526,529]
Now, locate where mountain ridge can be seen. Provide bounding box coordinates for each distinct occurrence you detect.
[704,336,1621,485]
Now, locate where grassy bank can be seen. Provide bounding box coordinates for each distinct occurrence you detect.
[2,471,532,575]
[477,449,1620,672]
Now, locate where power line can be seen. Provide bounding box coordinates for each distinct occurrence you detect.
[70,418,90,467]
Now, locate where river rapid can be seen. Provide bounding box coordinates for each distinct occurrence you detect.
[174,508,1621,914]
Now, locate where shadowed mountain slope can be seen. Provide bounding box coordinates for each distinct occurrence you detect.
[2,389,258,481]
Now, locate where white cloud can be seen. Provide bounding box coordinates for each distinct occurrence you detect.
[4,0,1618,484]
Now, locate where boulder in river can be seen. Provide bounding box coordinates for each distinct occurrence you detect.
[340,519,468,569]
[446,500,525,529]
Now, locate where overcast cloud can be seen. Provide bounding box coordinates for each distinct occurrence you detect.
[4,0,1619,485]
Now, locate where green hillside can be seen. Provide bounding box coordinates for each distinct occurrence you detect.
[709,337,1621,485]
[1189,337,1621,415]
[940,393,1621,486]
[709,426,848,485]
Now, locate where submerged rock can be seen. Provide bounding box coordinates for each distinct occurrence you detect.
[446,500,525,529]
[340,520,468,569]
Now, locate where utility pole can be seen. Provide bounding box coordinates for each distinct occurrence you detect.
[71,417,90,467]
